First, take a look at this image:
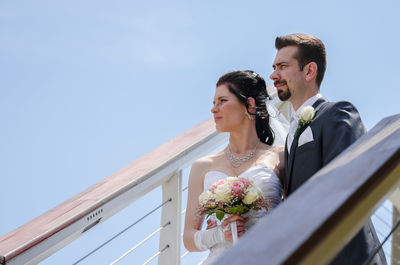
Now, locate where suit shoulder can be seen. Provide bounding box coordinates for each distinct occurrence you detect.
[318,101,365,134]
[319,101,361,120]
[320,100,357,111]
[331,101,359,112]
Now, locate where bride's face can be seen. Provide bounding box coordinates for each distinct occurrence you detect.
[211,84,247,132]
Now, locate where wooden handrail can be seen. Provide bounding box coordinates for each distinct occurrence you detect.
[213,114,400,265]
[0,117,227,265]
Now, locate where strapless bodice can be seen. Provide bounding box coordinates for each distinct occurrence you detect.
[203,165,282,208]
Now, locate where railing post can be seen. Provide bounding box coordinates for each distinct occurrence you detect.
[391,188,400,212]
[159,171,182,265]
[392,206,400,265]
[391,187,400,265]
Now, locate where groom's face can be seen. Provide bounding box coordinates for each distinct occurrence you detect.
[270,46,305,102]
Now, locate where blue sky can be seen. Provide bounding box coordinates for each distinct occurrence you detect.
[1,0,399,264]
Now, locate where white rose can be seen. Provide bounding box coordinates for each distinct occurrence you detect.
[198,190,214,205]
[243,186,260,205]
[299,106,315,122]
[226,177,239,184]
[214,182,232,203]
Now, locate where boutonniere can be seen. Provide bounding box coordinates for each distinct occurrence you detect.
[294,106,315,137]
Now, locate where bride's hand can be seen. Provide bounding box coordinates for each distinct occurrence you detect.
[221,214,249,241]
[206,219,217,230]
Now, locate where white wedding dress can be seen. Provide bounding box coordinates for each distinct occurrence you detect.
[200,165,283,265]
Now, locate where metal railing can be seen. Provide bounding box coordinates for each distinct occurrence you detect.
[0,85,292,265]
[0,116,228,265]
[72,197,172,264]
[0,102,398,265]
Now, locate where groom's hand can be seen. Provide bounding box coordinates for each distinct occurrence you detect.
[222,214,249,241]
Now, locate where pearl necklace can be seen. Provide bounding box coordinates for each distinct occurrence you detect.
[226,141,260,168]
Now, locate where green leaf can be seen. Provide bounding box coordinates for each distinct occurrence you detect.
[227,205,250,215]
[215,210,225,221]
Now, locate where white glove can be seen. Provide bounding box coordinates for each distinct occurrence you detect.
[193,225,225,251]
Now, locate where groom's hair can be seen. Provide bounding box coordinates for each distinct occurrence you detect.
[275,33,327,87]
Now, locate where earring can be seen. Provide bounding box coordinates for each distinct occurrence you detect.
[247,112,255,120]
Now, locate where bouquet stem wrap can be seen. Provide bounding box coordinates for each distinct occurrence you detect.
[230,222,238,243]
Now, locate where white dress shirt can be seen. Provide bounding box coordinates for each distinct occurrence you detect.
[287,93,323,154]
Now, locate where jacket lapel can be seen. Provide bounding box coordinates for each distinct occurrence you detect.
[284,134,289,195]
[312,97,327,112]
[286,96,328,195]
[287,130,299,194]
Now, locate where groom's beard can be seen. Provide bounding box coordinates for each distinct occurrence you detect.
[275,81,291,101]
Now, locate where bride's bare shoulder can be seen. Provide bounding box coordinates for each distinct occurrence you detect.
[188,151,224,188]
[191,149,225,173]
[256,144,283,170]
[273,145,285,154]
[258,144,283,155]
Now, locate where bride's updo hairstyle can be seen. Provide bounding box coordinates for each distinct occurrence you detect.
[216,70,275,145]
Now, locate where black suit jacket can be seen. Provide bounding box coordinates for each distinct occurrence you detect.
[284,97,387,265]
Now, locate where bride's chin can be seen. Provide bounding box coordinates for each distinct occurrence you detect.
[215,125,228,133]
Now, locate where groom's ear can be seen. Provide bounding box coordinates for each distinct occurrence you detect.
[304,62,318,82]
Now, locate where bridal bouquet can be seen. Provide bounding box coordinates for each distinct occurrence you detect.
[197,177,269,222]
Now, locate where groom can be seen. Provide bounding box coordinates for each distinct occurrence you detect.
[269,33,386,265]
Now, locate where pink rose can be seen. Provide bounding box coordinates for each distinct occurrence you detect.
[211,179,226,189]
[231,182,244,196]
[240,178,251,187]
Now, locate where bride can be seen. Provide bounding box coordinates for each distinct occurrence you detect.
[183,70,287,264]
